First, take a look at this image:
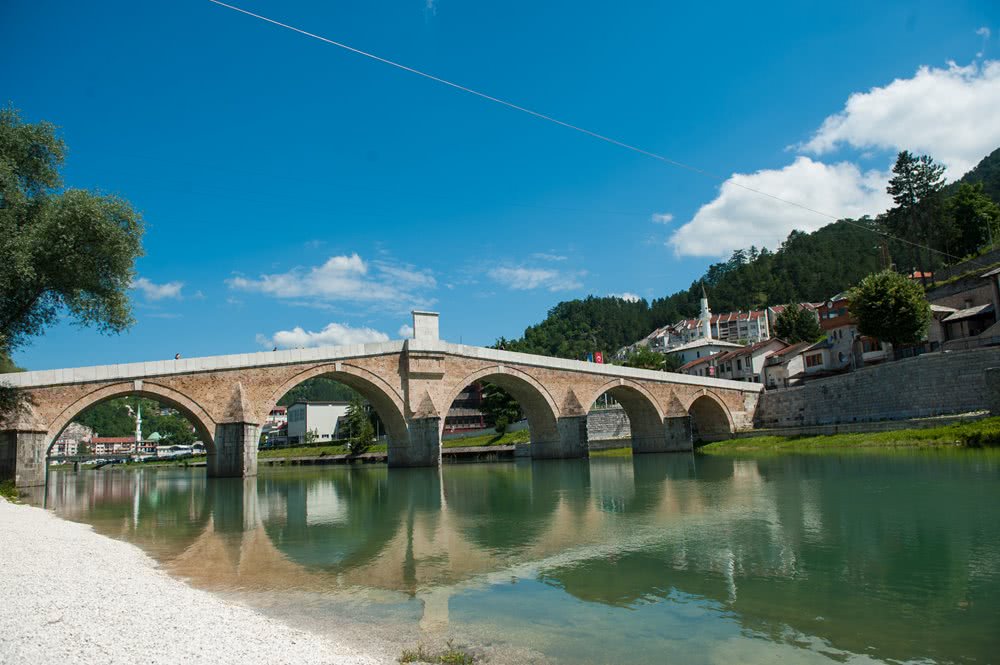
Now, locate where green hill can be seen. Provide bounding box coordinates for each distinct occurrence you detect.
[503,148,1000,360]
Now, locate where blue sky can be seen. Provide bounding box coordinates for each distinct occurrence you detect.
[3,0,998,369]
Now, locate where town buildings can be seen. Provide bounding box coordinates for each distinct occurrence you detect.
[444,383,488,433]
[50,422,94,457]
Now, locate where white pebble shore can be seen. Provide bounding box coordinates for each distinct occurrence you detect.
[0,499,391,664]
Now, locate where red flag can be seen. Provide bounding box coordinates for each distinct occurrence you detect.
[594,351,604,364]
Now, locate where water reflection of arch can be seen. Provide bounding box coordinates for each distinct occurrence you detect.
[438,365,560,444]
[581,379,667,454]
[44,382,217,454]
[444,459,589,553]
[685,390,735,443]
[262,362,410,448]
[44,467,212,559]
[258,467,442,573]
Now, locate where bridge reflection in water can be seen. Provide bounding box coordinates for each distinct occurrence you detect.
[30,452,1000,665]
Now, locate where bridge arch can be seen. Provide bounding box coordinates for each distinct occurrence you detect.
[583,379,666,453]
[263,362,410,445]
[46,381,217,454]
[440,365,560,444]
[685,390,734,444]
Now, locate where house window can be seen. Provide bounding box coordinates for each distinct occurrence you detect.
[805,353,823,368]
[736,359,742,370]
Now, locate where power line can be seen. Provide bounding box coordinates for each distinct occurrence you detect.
[207,0,986,269]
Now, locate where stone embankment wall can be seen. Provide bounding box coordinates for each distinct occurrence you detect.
[755,348,1000,428]
[931,247,1000,283]
[587,408,631,441]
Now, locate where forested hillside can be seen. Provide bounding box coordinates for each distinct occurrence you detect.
[502,148,1000,359]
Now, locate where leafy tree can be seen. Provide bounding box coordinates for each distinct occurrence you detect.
[622,345,665,370]
[944,182,1000,256]
[1,106,143,420]
[661,354,683,373]
[848,270,931,351]
[0,353,21,373]
[74,398,134,437]
[345,396,374,455]
[0,106,144,355]
[479,382,521,433]
[774,305,823,343]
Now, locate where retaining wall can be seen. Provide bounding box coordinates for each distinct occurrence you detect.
[587,407,631,441]
[755,347,1000,428]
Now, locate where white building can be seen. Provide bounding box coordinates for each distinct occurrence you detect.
[286,401,350,444]
[667,338,742,367]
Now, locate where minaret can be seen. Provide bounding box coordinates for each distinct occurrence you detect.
[700,284,713,340]
[134,400,143,454]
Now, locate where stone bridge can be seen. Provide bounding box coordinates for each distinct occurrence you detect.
[0,312,762,487]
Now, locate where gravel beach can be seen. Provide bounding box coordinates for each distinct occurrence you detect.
[0,499,391,664]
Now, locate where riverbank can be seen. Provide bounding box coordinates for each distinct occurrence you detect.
[700,417,1000,453]
[0,498,391,665]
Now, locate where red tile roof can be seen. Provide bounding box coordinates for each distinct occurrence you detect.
[91,437,137,444]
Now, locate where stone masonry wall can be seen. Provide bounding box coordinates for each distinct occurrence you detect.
[755,347,1000,428]
[586,407,631,441]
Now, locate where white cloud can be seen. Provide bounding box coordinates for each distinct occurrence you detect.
[531,252,568,262]
[227,253,435,307]
[977,27,991,39]
[668,157,891,257]
[256,322,390,349]
[398,324,414,338]
[650,213,674,224]
[801,60,1000,176]
[132,277,184,300]
[489,266,585,291]
[610,292,641,302]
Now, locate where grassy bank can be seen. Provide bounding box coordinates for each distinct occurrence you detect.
[0,480,19,501]
[590,446,633,458]
[258,443,387,459]
[442,429,530,449]
[701,417,1000,454]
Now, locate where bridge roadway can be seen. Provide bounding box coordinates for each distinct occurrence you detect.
[0,312,762,487]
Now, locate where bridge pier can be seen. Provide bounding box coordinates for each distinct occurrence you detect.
[630,416,693,454]
[389,417,442,468]
[207,422,259,479]
[531,416,589,460]
[0,429,47,488]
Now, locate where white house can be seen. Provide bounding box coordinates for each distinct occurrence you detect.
[666,338,743,367]
[712,338,788,383]
[286,401,351,444]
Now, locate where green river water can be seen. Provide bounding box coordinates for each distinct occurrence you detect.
[29,450,1000,664]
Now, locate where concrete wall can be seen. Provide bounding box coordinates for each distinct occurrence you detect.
[755,347,1000,428]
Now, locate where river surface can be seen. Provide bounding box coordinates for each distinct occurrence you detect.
[28,451,1000,664]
